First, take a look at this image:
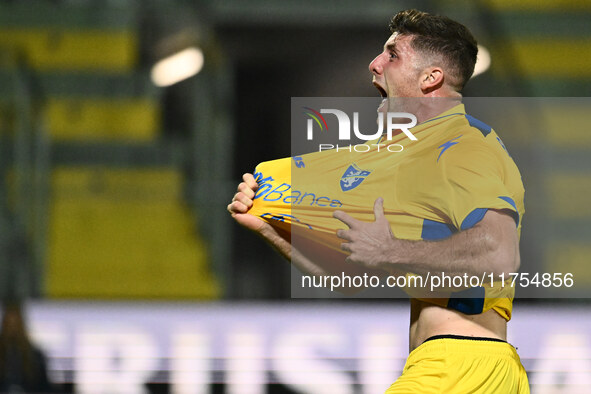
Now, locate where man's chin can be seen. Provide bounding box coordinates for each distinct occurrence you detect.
[377,98,388,113]
[375,99,387,127]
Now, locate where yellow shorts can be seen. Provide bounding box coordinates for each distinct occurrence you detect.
[386,336,530,394]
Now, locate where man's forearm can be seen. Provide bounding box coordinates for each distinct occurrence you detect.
[257,225,333,277]
[336,203,519,278]
[259,225,388,290]
[386,226,503,277]
[383,214,518,278]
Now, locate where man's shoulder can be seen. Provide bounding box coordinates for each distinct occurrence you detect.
[436,113,514,166]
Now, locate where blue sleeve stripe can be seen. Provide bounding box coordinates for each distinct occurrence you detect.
[464,114,492,137]
[447,287,486,314]
[460,208,488,231]
[421,219,457,240]
[498,196,520,227]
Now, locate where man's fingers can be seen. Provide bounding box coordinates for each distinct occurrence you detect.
[373,197,386,221]
[336,229,352,241]
[232,192,253,208]
[340,242,352,253]
[228,174,258,219]
[333,210,359,228]
[227,200,249,214]
[242,173,259,191]
[238,182,255,199]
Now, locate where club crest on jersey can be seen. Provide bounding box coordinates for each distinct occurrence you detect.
[340,164,371,191]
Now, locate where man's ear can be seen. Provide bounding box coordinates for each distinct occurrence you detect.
[420,67,444,93]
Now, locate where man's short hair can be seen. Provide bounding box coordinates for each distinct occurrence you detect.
[389,9,478,91]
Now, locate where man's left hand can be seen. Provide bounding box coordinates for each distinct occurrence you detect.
[333,197,396,269]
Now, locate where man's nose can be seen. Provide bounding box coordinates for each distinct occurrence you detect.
[369,54,384,74]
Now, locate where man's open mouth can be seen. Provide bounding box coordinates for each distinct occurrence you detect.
[373,82,387,98]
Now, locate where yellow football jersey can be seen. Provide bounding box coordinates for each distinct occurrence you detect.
[249,104,524,320]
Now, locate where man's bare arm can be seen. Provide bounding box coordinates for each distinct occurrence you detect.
[334,198,520,278]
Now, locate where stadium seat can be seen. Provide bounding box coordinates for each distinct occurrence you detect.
[46,167,220,299]
[45,97,159,141]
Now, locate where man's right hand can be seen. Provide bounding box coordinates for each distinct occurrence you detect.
[227,173,268,233]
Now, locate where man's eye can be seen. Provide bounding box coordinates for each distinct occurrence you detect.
[389,52,397,59]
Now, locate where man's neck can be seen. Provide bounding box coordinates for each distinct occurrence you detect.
[413,96,462,124]
[386,92,462,124]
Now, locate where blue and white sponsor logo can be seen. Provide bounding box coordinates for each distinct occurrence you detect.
[253,171,343,208]
[340,164,371,191]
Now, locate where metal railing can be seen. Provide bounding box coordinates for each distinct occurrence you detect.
[0,49,50,299]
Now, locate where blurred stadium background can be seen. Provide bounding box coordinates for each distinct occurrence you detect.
[0,0,590,393]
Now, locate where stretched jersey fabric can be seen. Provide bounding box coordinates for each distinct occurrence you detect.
[249,104,525,320]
